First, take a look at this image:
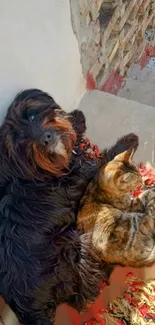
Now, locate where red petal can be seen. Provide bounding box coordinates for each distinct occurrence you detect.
[139,305,149,317]
[147,313,155,319]
[116,320,125,325]
[80,143,86,149]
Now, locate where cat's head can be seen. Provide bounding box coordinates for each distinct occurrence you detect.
[99,149,142,194]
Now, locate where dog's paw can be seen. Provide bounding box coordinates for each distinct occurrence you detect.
[69,110,86,139]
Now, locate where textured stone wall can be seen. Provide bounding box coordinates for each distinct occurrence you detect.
[70,0,155,93]
[70,0,103,81]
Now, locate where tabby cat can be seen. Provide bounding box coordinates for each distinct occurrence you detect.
[77,149,155,267]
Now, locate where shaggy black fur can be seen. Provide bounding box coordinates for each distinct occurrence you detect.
[0,89,139,325]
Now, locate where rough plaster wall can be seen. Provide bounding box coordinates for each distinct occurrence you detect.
[0,0,86,123]
[69,0,103,82]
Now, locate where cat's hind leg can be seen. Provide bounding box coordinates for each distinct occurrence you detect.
[92,204,155,268]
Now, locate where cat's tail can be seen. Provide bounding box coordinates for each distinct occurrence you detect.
[101,133,139,165]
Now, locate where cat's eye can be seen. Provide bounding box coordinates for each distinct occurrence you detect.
[120,172,130,182]
[28,115,35,122]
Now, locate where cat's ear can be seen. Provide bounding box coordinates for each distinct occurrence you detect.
[114,149,134,162]
[119,172,131,182]
[129,148,134,159]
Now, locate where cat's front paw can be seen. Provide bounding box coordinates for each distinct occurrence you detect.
[146,198,155,218]
[140,188,155,206]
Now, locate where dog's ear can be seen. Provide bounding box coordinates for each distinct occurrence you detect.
[69,110,86,140]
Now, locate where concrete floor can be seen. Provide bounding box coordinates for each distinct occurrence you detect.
[0,297,18,325]
[78,90,155,166]
[118,64,155,107]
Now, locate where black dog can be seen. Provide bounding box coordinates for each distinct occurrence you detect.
[0,89,138,324]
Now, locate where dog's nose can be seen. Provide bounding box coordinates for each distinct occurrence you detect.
[41,131,53,146]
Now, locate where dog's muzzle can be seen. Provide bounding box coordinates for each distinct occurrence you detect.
[40,131,65,156]
[41,131,58,146]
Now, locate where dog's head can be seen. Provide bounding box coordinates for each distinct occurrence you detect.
[0,89,86,178]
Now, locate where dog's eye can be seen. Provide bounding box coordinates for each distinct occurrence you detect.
[28,115,35,122]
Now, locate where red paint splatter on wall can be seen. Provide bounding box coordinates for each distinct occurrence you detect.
[140,52,149,69]
[100,70,125,95]
[86,72,96,90]
[86,45,155,95]
[140,45,155,69]
[145,45,155,57]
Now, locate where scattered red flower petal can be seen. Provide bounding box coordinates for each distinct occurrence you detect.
[139,305,150,317]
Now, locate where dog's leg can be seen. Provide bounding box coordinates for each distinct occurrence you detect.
[14,311,52,325]
[101,133,139,165]
[4,298,52,325]
[69,110,86,140]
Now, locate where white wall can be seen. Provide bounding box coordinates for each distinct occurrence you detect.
[0,0,86,123]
